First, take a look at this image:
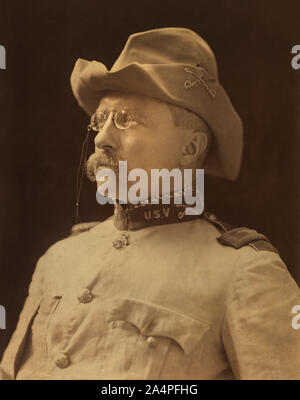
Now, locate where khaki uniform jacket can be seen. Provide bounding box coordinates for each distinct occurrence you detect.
[1,206,300,380]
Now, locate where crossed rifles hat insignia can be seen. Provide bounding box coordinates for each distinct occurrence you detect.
[184,65,216,98]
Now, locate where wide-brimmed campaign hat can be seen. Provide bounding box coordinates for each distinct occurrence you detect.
[70,27,243,180]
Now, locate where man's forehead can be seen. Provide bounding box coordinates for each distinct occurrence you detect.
[96,91,163,112]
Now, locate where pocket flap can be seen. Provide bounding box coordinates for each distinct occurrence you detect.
[0,297,42,379]
[107,298,210,356]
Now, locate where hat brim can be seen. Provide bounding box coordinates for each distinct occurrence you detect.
[71,58,243,180]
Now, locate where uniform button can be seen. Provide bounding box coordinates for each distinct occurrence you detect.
[78,288,93,304]
[146,336,157,348]
[112,232,129,249]
[209,213,217,220]
[55,352,70,369]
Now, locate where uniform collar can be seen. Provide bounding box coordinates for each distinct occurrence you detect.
[113,193,202,231]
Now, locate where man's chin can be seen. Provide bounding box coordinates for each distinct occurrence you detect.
[96,177,121,204]
[94,165,117,176]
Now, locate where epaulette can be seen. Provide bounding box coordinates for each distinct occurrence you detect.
[203,212,279,254]
[70,221,101,236]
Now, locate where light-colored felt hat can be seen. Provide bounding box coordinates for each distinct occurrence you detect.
[70,27,243,180]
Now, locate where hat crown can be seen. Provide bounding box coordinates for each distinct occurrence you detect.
[112,27,218,79]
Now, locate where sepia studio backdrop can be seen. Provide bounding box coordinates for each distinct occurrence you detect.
[0,0,299,358]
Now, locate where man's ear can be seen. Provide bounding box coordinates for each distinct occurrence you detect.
[179,130,208,167]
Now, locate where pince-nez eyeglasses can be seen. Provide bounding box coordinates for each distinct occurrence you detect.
[88,110,134,132]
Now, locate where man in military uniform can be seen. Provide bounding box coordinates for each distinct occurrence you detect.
[1,28,300,380]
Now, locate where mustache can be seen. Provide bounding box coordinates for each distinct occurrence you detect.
[85,151,119,182]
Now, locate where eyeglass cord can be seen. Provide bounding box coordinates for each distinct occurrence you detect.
[75,125,91,224]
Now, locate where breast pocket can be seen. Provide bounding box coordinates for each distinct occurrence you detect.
[101,298,210,379]
[32,294,63,358]
[2,297,42,379]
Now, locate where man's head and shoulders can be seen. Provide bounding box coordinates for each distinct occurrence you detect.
[69,26,241,240]
[1,27,299,383]
[40,26,292,294]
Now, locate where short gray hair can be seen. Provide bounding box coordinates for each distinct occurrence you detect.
[167,103,212,164]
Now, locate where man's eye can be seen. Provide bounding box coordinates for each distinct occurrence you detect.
[115,110,134,130]
[90,112,107,131]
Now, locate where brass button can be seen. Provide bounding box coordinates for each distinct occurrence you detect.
[78,288,93,304]
[112,232,129,250]
[146,336,157,348]
[55,352,70,369]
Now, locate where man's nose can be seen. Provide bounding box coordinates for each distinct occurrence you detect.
[94,113,119,151]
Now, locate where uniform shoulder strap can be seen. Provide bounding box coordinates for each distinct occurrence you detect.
[203,212,279,254]
[69,221,101,236]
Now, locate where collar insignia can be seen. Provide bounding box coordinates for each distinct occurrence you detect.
[113,192,202,231]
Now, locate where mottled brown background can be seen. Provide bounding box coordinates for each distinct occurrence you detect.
[0,0,299,358]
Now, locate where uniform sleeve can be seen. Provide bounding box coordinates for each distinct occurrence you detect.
[0,250,51,380]
[222,250,300,379]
